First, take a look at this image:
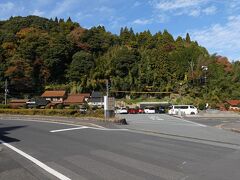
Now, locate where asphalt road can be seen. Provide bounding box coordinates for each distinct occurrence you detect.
[1,116,240,180]
[185,117,240,127]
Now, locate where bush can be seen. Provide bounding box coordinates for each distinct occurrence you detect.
[69,104,79,109]
[0,109,78,116]
[224,103,230,110]
[56,104,64,109]
[198,103,206,110]
[0,108,105,119]
[0,104,10,109]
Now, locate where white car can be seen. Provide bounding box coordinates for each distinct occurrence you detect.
[115,107,128,114]
[144,107,156,114]
[168,105,198,115]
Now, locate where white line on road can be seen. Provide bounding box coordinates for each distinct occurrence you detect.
[178,118,207,127]
[149,116,164,121]
[50,126,129,133]
[50,126,89,133]
[0,140,71,180]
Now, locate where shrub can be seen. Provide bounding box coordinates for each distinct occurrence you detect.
[56,104,64,109]
[69,104,79,109]
[198,103,206,110]
[0,104,10,109]
[0,108,104,119]
[224,103,230,110]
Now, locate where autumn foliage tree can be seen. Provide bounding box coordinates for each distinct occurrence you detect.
[0,15,238,105]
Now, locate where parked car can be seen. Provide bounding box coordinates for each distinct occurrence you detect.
[156,106,165,113]
[79,107,87,114]
[115,107,128,114]
[26,98,50,109]
[128,108,138,114]
[168,105,198,115]
[137,108,144,114]
[144,106,156,114]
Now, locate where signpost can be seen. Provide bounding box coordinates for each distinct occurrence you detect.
[104,96,115,119]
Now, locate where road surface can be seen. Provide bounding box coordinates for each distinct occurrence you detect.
[1,115,240,180]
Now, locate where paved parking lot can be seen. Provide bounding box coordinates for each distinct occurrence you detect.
[117,114,240,146]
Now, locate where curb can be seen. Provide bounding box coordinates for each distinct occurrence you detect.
[215,123,240,134]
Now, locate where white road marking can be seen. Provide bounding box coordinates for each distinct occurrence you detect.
[50,126,129,133]
[50,126,89,133]
[178,118,207,127]
[142,115,205,127]
[149,116,164,121]
[0,140,71,180]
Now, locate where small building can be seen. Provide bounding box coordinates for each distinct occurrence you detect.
[226,100,240,111]
[9,99,28,108]
[41,90,67,103]
[78,93,91,102]
[88,91,104,107]
[63,94,85,107]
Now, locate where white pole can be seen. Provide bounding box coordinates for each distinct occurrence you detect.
[4,79,8,105]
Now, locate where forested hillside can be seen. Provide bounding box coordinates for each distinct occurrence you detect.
[0,16,239,105]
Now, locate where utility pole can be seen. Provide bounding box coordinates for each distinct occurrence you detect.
[104,79,115,119]
[104,80,109,121]
[189,61,194,85]
[106,79,109,97]
[4,79,8,105]
[201,66,208,84]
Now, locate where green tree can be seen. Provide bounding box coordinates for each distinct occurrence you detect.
[66,51,94,82]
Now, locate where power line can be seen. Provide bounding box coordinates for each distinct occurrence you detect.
[110,90,171,94]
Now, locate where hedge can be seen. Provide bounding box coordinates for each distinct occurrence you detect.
[0,109,104,118]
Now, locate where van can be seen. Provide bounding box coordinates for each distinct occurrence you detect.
[144,106,156,114]
[168,105,198,115]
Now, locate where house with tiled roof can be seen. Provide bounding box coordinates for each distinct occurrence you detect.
[41,90,67,103]
[79,93,90,102]
[226,100,240,111]
[63,94,85,106]
[9,99,29,108]
[88,91,104,107]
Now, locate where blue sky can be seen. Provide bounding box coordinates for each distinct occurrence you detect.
[0,0,240,61]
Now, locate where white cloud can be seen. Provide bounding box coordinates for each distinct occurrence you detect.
[190,15,240,60]
[94,6,114,13]
[153,0,206,11]
[189,8,201,17]
[49,0,80,17]
[0,2,26,19]
[0,2,15,11]
[0,2,15,19]
[133,18,153,25]
[32,9,45,16]
[202,6,217,15]
[156,14,168,23]
[150,0,216,17]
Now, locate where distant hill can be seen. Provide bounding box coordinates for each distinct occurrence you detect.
[0,15,239,107]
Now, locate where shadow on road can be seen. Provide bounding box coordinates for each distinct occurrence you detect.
[0,125,26,143]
